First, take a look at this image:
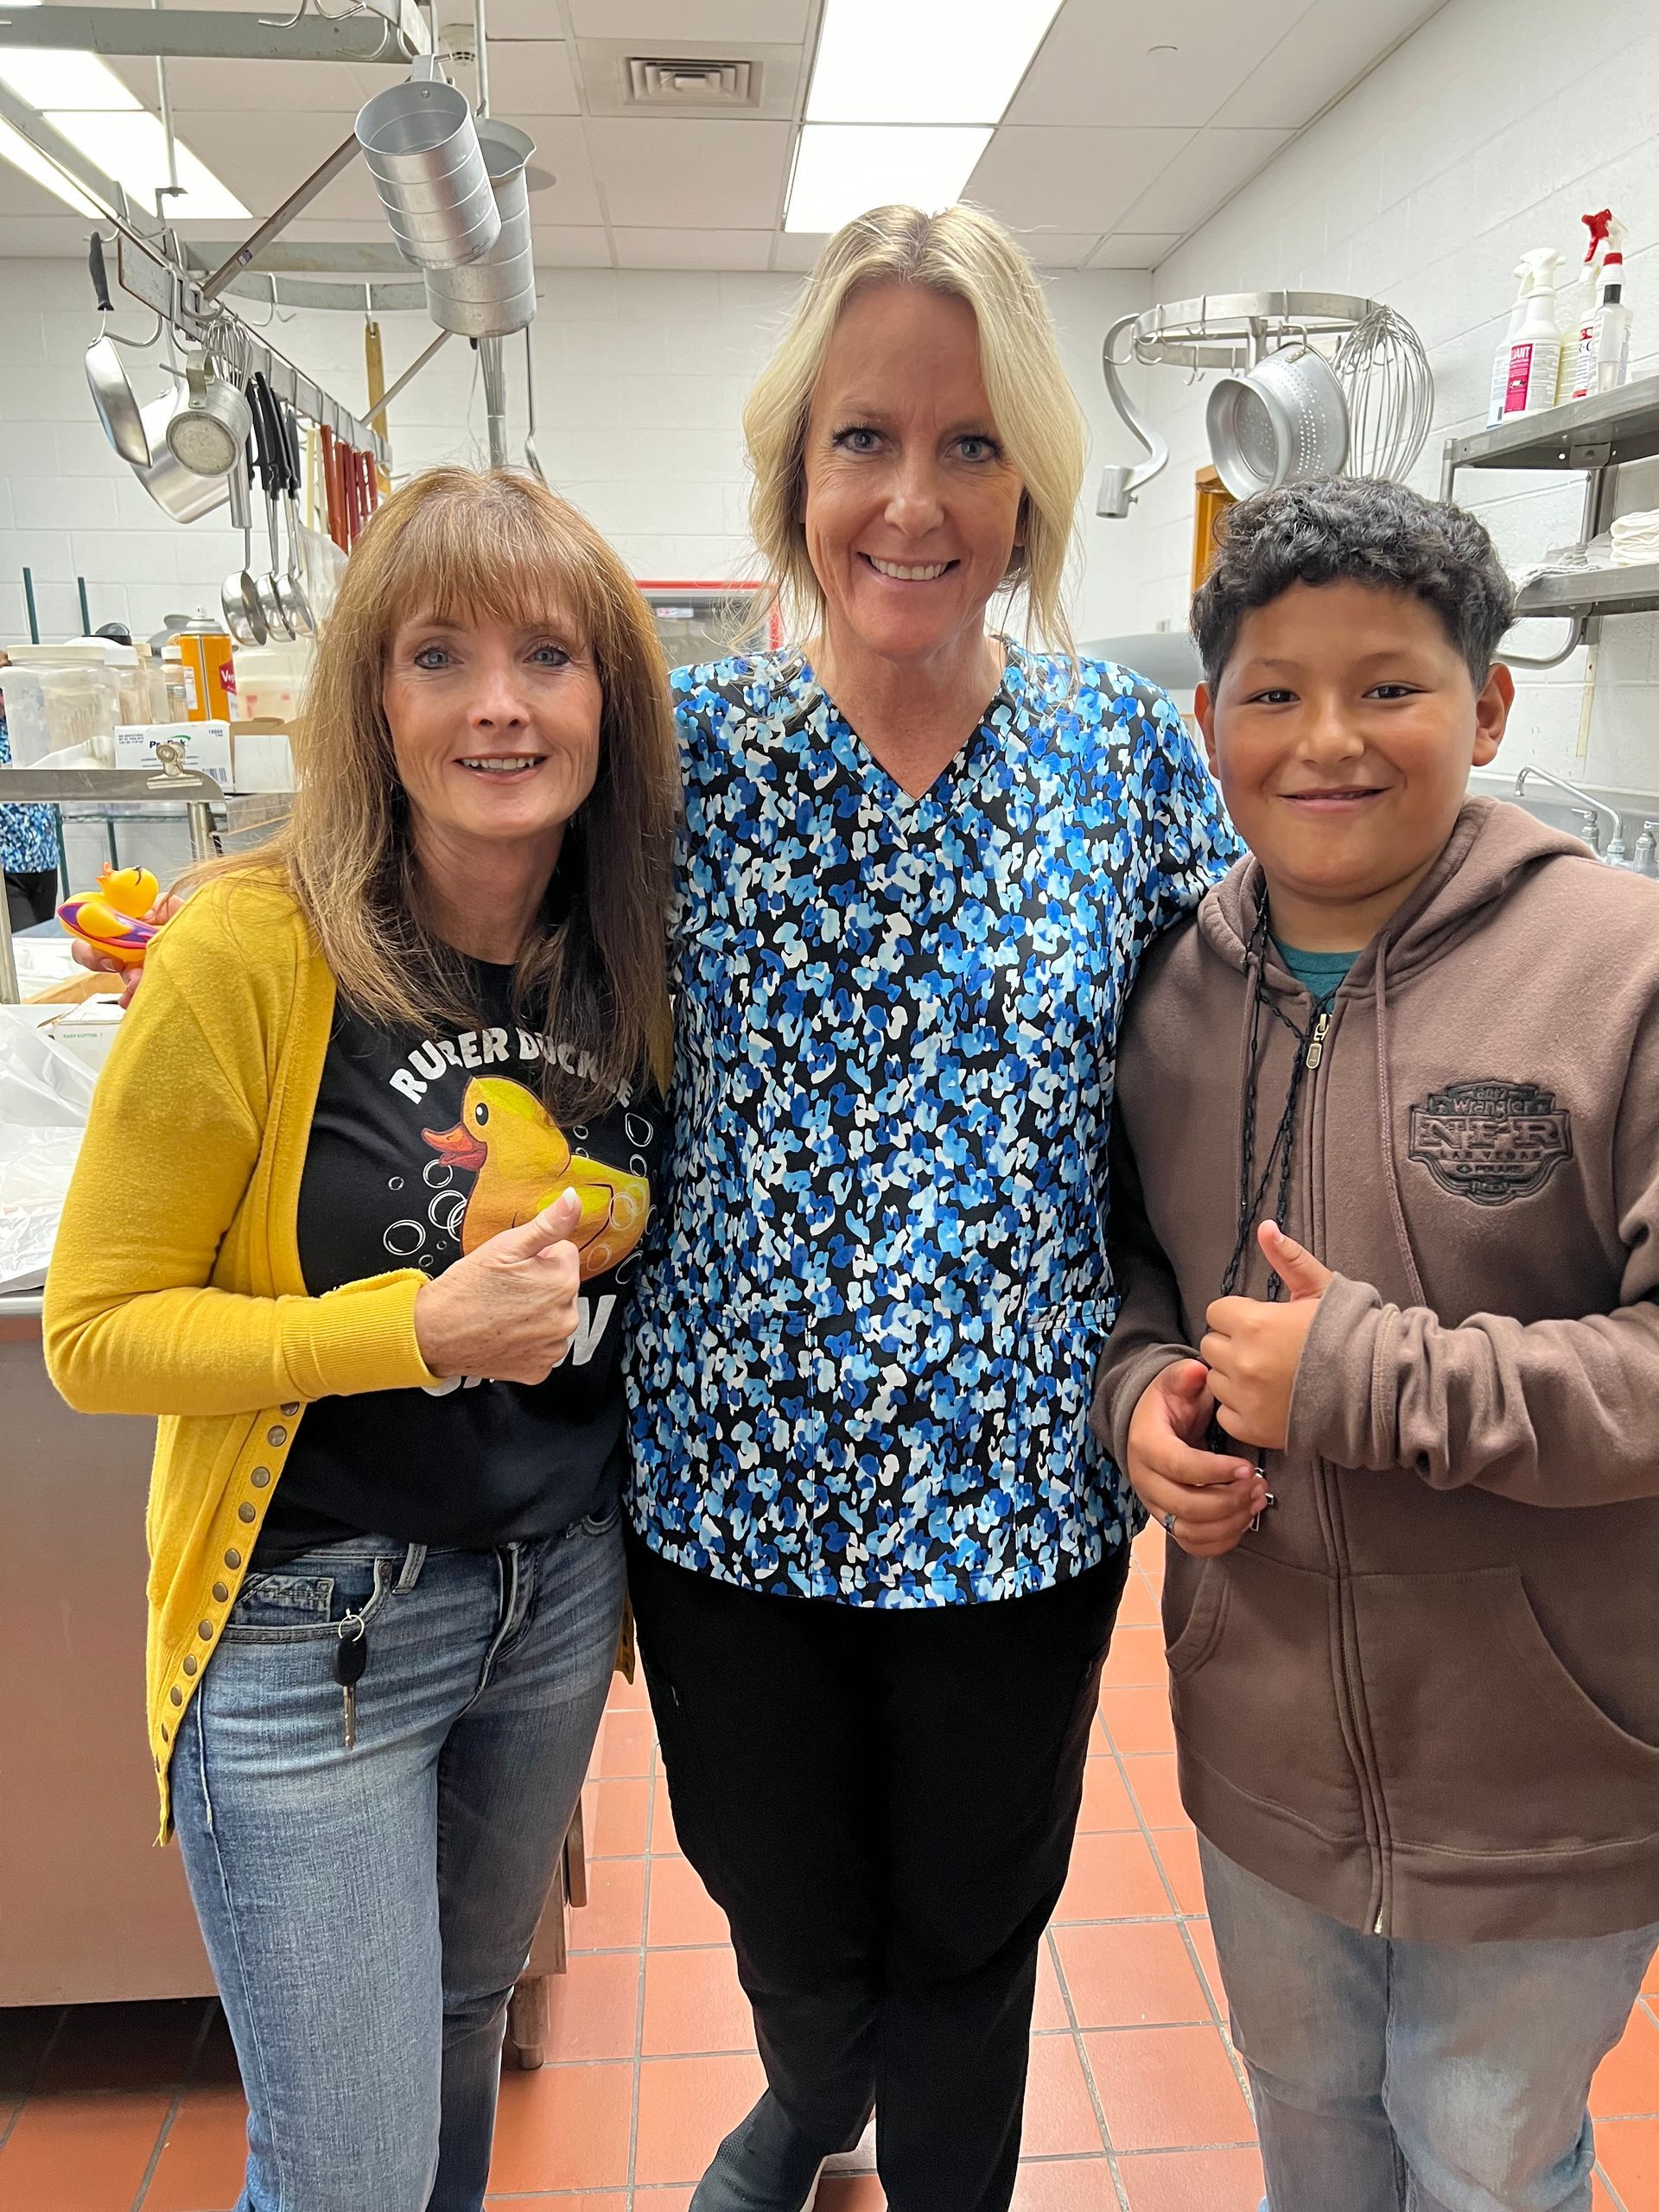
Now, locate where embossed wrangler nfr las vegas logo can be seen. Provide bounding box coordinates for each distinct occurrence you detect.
[1408,1080,1573,1208]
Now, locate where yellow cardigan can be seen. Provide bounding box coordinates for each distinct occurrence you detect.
[43,872,442,1834]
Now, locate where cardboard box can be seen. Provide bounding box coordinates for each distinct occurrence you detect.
[231,721,295,792]
[113,719,233,785]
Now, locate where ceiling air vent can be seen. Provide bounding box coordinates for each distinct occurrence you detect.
[626,55,754,105]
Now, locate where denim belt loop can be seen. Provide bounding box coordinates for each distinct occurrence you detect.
[394,1542,429,1593]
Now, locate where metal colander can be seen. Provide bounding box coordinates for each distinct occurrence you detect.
[1206,344,1350,499]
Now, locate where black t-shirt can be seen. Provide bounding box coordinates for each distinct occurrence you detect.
[252,960,662,1567]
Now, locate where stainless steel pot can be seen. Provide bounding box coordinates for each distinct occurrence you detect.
[133,394,231,524]
[423,119,537,338]
[357,70,500,271]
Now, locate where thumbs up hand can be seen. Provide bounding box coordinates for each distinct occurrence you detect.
[1199,1222,1334,1451]
[413,1187,584,1385]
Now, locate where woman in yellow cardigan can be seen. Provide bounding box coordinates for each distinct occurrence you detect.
[45,467,678,2212]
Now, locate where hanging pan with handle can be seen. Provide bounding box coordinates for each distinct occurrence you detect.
[85,234,151,468]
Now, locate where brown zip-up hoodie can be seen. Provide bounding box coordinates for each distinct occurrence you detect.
[1093,797,1659,1942]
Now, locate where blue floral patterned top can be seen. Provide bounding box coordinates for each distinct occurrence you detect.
[625,644,1239,1606]
[0,701,57,875]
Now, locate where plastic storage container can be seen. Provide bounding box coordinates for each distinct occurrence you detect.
[231,638,315,725]
[3,645,124,765]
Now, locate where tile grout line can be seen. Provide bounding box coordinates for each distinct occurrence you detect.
[1105,1558,1258,2120]
[129,1997,218,2212]
[622,1713,658,2212]
[1042,1923,1135,2212]
[0,2003,68,2157]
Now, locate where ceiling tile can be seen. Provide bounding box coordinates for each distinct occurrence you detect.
[1116,124,1294,232]
[0,212,92,254]
[503,115,604,223]
[526,226,613,266]
[585,117,791,229]
[1007,0,1308,128]
[567,0,810,36]
[488,40,579,116]
[1211,0,1443,129]
[174,107,386,219]
[485,0,563,34]
[1020,232,1102,269]
[106,56,376,111]
[1090,232,1185,268]
[966,125,1193,234]
[771,230,827,272]
[614,226,771,270]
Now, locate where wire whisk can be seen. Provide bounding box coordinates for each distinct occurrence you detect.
[1333,304,1434,484]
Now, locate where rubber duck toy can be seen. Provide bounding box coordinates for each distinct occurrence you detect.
[423,1076,651,1278]
[57,865,163,969]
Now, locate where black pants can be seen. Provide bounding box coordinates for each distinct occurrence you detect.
[626,1534,1130,2212]
[4,868,55,932]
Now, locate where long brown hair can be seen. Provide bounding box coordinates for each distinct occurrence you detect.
[208,467,678,1117]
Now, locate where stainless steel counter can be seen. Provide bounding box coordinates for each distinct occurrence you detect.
[0,1292,213,2004]
[0,1292,580,2053]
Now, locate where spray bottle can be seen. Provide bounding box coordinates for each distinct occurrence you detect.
[1571,213,1632,398]
[1488,261,1531,426]
[1498,248,1563,417]
[1556,212,1611,402]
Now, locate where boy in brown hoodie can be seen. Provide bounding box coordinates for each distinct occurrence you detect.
[1093,478,1659,2212]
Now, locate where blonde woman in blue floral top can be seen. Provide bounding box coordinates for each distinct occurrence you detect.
[625,204,1238,2212]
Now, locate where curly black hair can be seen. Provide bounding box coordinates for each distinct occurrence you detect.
[1191,476,1515,690]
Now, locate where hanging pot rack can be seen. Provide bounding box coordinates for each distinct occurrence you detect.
[1097,289,1388,518]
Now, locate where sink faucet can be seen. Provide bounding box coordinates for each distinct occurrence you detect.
[1514,766,1621,855]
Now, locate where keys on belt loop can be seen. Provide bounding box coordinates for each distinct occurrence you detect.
[334,1615,369,1750]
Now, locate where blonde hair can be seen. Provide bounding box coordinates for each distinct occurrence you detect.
[743,203,1086,658]
[200,467,678,1118]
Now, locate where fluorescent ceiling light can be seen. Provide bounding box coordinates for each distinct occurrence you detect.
[785,123,992,233]
[805,0,1062,124]
[48,111,248,219]
[0,48,138,111]
[0,47,246,219]
[0,112,99,216]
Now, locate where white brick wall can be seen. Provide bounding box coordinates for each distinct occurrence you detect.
[0,258,1151,655]
[1122,0,1659,795]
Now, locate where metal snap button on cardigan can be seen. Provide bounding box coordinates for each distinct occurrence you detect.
[169,1688,182,1707]
[224,1548,241,1568]
[212,1581,229,1602]
[267,1427,287,1446]
[197,1621,213,1641]
[251,1465,272,1487]
[238,1503,257,1523]
[182,1656,197,1676]
[280,1402,300,1416]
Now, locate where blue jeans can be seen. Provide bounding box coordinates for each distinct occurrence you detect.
[173,1511,626,2212]
[1199,1837,1659,2212]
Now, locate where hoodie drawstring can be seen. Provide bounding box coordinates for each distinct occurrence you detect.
[1372,938,1427,1308]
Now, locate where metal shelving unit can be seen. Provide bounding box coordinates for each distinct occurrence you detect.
[0,761,289,1003]
[1440,376,1659,662]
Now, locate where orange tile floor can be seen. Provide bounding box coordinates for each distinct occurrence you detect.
[3,1525,1658,2210]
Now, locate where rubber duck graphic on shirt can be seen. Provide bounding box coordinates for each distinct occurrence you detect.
[422,1077,651,1280]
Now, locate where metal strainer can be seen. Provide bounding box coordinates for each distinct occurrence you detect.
[1205,344,1350,499]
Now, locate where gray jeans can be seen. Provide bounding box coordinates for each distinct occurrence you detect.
[1200,1836,1659,2212]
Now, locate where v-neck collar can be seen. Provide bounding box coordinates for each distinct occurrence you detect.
[789,646,1020,823]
